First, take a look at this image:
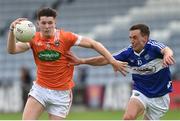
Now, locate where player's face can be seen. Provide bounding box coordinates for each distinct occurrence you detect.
[129,30,147,53]
[37,16,56,38]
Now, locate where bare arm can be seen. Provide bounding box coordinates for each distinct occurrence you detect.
[161,46,175,67]
[7,18,30,54]
[81,56,108,66]
[66,52,108,66]
[81,56,127,72]
[66,51,128,76]
[67,37,128,75]
[78,37,116,65]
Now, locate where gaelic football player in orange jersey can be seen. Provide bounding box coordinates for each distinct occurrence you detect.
[7,7,128,120]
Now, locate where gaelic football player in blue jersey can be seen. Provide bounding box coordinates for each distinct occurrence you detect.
[66,24,175,120]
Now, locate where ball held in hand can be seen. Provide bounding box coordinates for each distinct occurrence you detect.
[14,20,36,42]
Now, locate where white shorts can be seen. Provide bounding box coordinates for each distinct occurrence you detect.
[28,83,73,118]
[131,90,170,120]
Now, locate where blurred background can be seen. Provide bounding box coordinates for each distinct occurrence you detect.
[0,0,180,119]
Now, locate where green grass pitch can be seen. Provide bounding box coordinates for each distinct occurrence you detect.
[0,109,179,120]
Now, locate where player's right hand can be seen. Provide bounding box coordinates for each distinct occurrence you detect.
[10,18,27,30]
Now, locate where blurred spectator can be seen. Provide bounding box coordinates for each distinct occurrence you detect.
[20,66,33,109]
[77,66,88,86]
[73,66,89,105]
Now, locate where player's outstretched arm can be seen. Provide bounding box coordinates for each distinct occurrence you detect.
[161,46,175,67]
[66,51,128,76]
[66,51,108,66]
[7,18,30,54]
[76,37,128,75]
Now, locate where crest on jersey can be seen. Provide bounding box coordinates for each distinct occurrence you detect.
[54,40,60,47]
[144,54,150,60]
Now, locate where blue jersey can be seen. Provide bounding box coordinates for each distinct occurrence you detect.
[113,39,172,98]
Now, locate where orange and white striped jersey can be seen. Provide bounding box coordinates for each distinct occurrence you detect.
[30,29,81,90]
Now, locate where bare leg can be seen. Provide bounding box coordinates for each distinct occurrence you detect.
[123,98,145,120]
[22,96,45,120]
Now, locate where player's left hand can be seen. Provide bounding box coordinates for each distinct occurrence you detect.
[163,53,175,67]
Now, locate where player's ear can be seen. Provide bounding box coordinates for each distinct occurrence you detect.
[143,35,148,42]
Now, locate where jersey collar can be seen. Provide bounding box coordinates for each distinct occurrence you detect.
[134,49,145,56]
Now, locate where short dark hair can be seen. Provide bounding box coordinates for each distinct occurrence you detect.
[129,24,150,37]
[37,7,57,20]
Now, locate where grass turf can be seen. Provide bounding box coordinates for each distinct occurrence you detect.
[0,109,179,120]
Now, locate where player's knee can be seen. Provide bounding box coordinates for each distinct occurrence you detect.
[123,113,137,120]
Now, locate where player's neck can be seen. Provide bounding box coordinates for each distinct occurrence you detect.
[40,29,56,39]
